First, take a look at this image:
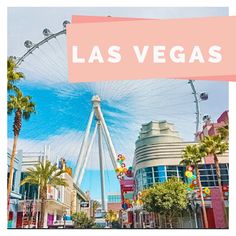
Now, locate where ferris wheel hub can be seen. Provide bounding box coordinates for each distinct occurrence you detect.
[92,95,101,105]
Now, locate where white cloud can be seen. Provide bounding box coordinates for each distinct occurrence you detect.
[8,128,135,171]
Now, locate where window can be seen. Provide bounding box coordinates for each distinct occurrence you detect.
[135,163,229,193]
[166,166,176,171]
[108,195,121,203]
[198,163,229,187]
[19,172,39,200]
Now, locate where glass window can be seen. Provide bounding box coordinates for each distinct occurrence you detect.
[145,172,153,178]
[220,169,228,175]
[192,163,229,187]
[166,166,176,171]
[147,178,153,184]
[144,167,152,172]
[222,180,229,185]
[219,164,227,169]
[12,169,17,191]
[167,172,177,177]
[201,181,209,187]
[153,166,165,172]
[221,176,228,180]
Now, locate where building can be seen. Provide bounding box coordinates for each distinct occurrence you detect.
[7,149,23,228]
[132,119,229,228]
[107,193,121,214]
[195,110,229,228]
[71,184,90,216]
[16,149,88,228]
[45,168,74,228]
[196,110,228,141]
[134,121,195,194]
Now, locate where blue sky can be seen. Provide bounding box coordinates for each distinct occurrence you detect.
[8,7,229,201]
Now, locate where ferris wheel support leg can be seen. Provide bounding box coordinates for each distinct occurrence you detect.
[101,124,117,170]
[188,80,200,135]
[97,106,117,170]
[98,121,106,211]
[73,109,94,184]
[77,123,98,186]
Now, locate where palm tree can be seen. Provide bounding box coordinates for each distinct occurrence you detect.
[7,57,24,92]
[217,124,229,141]
[92,200,101,217]
[20,160,68,228]
[180,144,209,228]
[201,135,228,189]
[201,135,229,227]
[7,91,36,214]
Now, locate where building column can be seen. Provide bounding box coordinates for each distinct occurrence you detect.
[53,209,57,224]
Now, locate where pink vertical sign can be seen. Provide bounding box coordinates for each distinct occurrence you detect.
[211,187,226,228]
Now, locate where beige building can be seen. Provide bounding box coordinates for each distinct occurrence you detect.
[43,172,74,228]
[17,149,88,228]
[71,185,91,217]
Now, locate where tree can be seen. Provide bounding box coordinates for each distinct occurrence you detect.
[105,210,118,228]
[201,135,229,227]
[7,57,24,92]
[105,210,117,222]
[201,135,228,189]
[217,124,229,141]
[92,200,101,217]
[180,144,209,228]
[141,177,188,228]
[72,212,95,229]
[20,160,68,228]
[7,90,36,215]
[201,134,229,188]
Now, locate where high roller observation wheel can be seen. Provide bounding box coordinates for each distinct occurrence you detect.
[13,20,70,67]
[11,19,207,136]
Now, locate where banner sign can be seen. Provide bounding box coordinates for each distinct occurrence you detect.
[67,16,236,82]
[80,201,89,208]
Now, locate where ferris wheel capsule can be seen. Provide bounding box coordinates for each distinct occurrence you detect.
[200,92,208,101]
[43,28,52,37]
[203,114,211,122]
[63,20,70,28]
[24,40,33,49]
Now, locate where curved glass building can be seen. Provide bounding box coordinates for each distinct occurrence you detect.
[132,120,229,228]
[134,121,194,193]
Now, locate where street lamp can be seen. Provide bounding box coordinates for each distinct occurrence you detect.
[187,191,199,228]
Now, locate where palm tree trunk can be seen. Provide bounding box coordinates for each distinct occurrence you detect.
[7,134,18,218]
[196,166,209,228]
[39,189,47,228]
[214,154,223,189]
[7,109,22,219]
[214,154,228,227]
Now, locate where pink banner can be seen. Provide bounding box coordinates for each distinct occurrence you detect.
[67,16,236,83]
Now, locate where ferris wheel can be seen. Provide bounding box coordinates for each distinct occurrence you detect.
[10,20,209,197]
